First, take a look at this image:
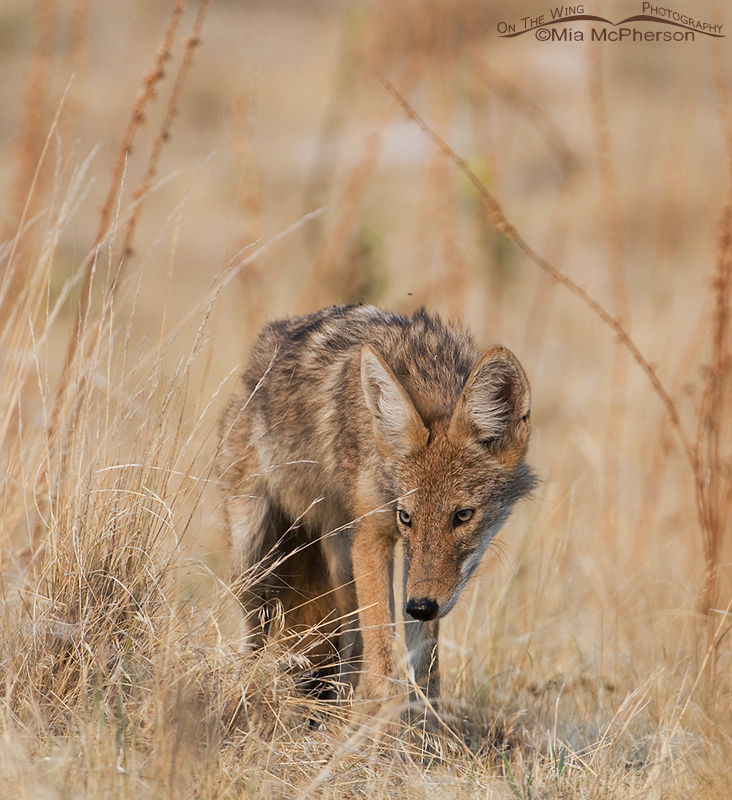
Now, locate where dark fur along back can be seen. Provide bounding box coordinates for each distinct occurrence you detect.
[245,304,479,427]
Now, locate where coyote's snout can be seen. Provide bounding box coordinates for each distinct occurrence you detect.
[217,305,535,703]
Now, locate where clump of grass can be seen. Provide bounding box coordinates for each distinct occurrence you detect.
[0,156,320,796]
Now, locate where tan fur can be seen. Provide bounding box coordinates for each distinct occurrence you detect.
[217,305,535,703]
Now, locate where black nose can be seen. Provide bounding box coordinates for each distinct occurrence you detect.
[406,597,439,621]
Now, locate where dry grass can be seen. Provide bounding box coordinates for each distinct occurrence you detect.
[1,0,731,797]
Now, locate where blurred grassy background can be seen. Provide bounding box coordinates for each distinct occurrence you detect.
[1,0,731,796]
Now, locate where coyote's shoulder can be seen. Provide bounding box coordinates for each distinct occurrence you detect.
[217,304,534,702]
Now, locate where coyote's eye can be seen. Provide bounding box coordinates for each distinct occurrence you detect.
[454,508,474,526]
[398,509,412,527]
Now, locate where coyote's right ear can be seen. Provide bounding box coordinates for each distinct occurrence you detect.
[361,345,428,457]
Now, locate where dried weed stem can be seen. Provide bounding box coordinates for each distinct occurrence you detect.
[695,42,732,620]
[380,76,697,473]
[55,0,209,443]
[119,0,213,275]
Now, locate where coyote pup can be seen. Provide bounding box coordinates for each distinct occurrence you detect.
[217,305,534,703]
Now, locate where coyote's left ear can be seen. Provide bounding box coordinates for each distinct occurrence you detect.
[449,346,531,452]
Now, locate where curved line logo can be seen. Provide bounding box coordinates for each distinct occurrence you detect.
[497,3,724,41]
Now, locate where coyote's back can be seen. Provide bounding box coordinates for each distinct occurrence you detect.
[217,305,534,701]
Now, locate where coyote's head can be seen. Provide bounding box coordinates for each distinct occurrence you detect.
[361,343,535,621]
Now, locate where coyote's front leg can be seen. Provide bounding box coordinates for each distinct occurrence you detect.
[351,513,397,700]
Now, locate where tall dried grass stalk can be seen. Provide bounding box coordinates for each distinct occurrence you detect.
[93,0,185,256]
[119,0,212,274]
[693,42,732,624]
[696,208,732,622]
[42,5,183,461]
[55,0,209,446]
